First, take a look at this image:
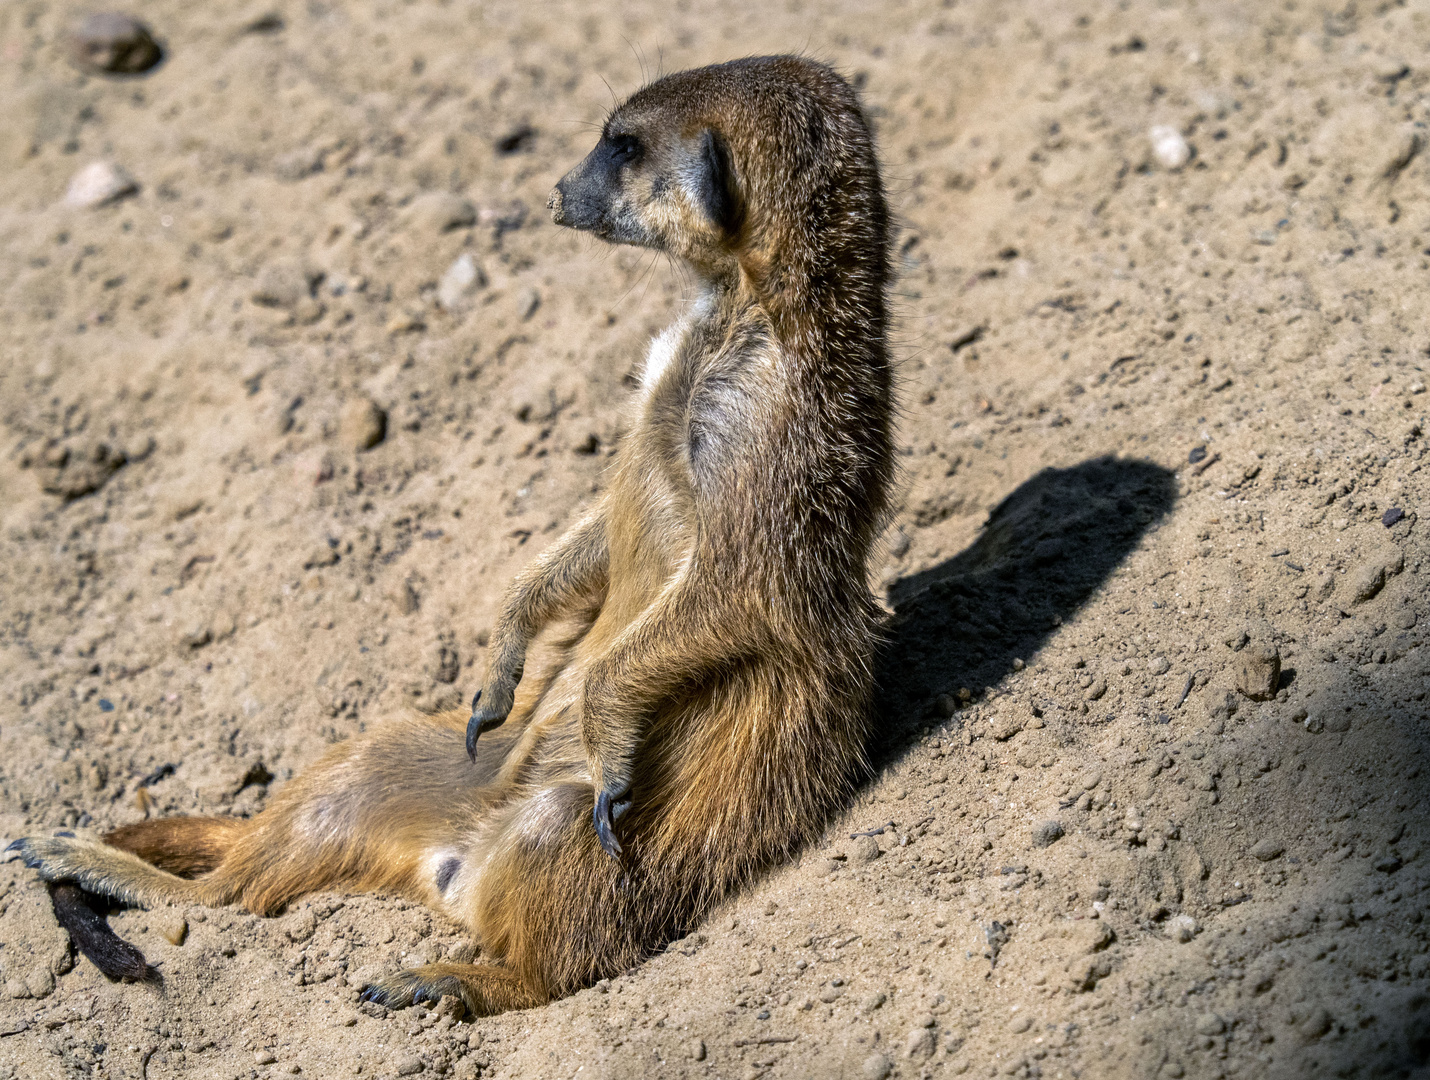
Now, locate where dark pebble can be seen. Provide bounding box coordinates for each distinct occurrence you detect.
[1188,446,1207,464]
[1031,820,1065,847]
[1383,507,1405,528]
[98,698,115,712]
[495,125,536,154]
[69,13,163,75]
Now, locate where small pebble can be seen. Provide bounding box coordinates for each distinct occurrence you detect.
[156,911,188,945]
[251,261,317,309]
[1148,656,1171,676]
[747,959,763,976]
[65,161,138,209]
[25,967,55,999]
[1349,548,1405,603]
[1031,820,1065,848]
[1008,1013,1033,1033]
[1300,1007,1332,1038]
[495,124,536,154]
[1194,1012,1225,1036]
[860,991,887,1013]
[686,1039,706,1061]
[339,397,387,451]
[409,191,476,233]
[1188,445,1207,464]
[1249,838,1284,862]
[1383,507,1405,528]
[1234,644,1280,701]
[254,1050,277,1065]
[862,1053,893,1080]
[848,834,881,866]
[1169,915,1199,942]
[437,252,485,311]
[1374,852,1403,873]
[394,1055,425,1076]
[903,1026,935,1060]
[1149,125,1191,169]
[69,12,163,75]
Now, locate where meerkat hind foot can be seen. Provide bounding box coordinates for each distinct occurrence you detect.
[5,833,207,909]
[361,963,539,1017]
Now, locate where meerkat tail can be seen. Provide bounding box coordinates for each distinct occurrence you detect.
[105,816,250,878]
[48,883,158,983]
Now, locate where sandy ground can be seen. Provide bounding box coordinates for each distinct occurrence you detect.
[2,0,1429,1077]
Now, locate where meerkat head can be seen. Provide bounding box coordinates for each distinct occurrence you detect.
[548,99,741,273]
[549,56,889,295]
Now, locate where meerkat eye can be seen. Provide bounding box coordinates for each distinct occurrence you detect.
[607,134,643,165]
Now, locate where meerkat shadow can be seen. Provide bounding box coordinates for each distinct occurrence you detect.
[871,455,1179,769]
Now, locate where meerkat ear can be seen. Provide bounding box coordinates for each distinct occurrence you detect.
[696,128,740,236]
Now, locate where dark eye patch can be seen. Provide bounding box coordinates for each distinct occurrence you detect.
[607,134,643,165]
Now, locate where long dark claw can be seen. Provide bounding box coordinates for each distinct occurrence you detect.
[593,787,633,860]
[466,690,482,761]
[466,688,512,760]
[4,839,24,854]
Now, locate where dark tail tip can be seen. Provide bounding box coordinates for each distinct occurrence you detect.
[48,883,159,984]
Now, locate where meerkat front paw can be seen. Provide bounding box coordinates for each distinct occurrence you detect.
[592,782,634,859]
[465,681,516,759]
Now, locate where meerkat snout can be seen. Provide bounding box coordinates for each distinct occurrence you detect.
[548,130,644,239]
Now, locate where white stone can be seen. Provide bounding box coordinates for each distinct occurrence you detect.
[1169,914,1199,942]
[1149,126,1191,170]
[65,161,138,208]
[437,253,484,311]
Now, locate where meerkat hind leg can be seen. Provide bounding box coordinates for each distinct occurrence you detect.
[6,833,223,910]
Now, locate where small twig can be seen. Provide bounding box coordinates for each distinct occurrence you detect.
[140,1046,157,1080]
[1190,452,1221,476]
[1175,675,1194,709]
[849,821,895,839]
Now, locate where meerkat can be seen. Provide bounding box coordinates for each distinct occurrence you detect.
[8,54,895,1015]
